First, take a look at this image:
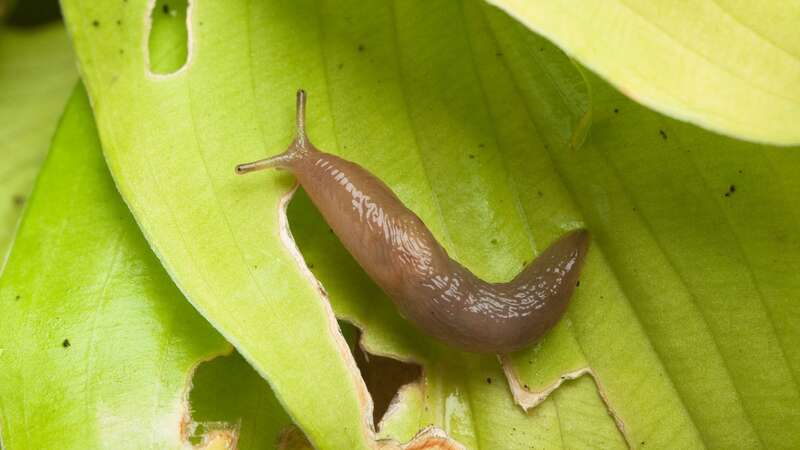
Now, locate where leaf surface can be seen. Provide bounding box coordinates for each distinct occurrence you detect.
[61,0,390,447]
[0,87,233,449]
[0,23,76,256]
[488,0,800,146]
[0,85,297,450]
[289,4,800,448]
[60,0,800,448]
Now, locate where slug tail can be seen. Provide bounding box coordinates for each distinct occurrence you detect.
[513,229,590,286]
[235,89,311,175]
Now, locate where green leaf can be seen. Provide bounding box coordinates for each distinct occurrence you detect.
[557,70,800,449]
[61,1,382,448]
[0,23,76,257]
[293,16,800,446]
[0,86,223,448]
[59,0,612,447]
[0,86,294,449]
[59,0,800,448]
[487,0,800,146]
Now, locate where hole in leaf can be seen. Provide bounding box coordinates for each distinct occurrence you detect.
[147,0,189,74]
[188,350,293,448]
[345,324,422,424]
[276,425,314,450]
[5,0,61,27]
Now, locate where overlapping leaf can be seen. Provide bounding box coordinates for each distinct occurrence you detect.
[0,85,296,450]
[61,0,388,447]
[489,0,800,146]
[0,87,229,448]
[0,23,76,256]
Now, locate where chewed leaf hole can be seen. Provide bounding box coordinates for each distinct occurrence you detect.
[277,426,314,450]
[187,350,292,447]
[347,325,422,424]
[147,0,189,74]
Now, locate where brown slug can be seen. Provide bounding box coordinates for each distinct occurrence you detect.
[236,90,590,353]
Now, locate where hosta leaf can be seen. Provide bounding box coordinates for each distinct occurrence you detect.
[488,0,800,146]
[61,0,387,448]
[0,23,76,257]
[0,87,230,448]
[0,87,294,449]
[554,70,800,449]
[59,0,614,447]
[294,16,800,447]
[59,0,800,448]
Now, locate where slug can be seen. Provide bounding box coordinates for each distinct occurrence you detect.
[236,90,590,353]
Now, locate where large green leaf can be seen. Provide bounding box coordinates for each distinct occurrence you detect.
[0,86,294,449]
[488,0,800,146]
[0,23,76,257]
[292,60,800,449]
[59,0,799,448]
[0,19,296,450]
[58,0,609,447]
[0,87,223,448]
[60,1,388,448]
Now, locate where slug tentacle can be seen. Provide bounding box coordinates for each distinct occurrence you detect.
[294,89,308,147]
[235,153,296,174]
[235,90,312,175]
[236,90,591,354]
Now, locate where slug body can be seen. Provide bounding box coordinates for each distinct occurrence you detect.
[237,91,590,353]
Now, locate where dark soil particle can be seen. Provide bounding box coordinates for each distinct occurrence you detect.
[62,339,71,348]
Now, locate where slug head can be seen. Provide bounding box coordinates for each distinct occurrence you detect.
[235,89,313,174]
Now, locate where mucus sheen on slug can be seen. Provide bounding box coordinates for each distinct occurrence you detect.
[236,90,590,354]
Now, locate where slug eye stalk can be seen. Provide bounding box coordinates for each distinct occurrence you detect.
[235,90,310,175]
